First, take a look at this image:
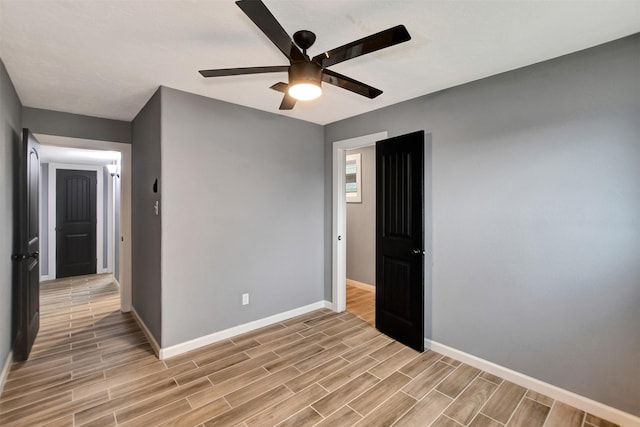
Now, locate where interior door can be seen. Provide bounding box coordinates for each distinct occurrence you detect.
[12,129,40,362]
[376,130,424,351]
[56,169,97,278]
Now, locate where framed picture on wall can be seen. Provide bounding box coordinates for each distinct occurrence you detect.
[346,153,362,203]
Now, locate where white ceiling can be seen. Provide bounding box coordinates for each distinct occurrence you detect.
[1,1,638,125]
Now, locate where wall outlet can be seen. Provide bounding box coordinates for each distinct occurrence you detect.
[242,293,249,305]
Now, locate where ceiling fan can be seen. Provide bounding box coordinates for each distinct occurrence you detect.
[199,0,411,110]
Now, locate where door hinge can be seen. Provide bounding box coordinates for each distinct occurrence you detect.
[12,252,39,261]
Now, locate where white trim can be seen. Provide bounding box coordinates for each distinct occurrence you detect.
[425,339,640,427]
[332,132,387,313]
[159,301,332,360]
[346,278,375,292]
[0,351,13,397]
[38,157,44,280]
[40,275,51,282]
[35,134,132,313]
[48,162,104,279]
[131,306,161,358]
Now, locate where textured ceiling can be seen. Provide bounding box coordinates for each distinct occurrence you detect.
[1,0,638,125]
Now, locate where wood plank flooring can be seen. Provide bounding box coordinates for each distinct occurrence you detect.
[346,283,374,327]
[0,274,620,426]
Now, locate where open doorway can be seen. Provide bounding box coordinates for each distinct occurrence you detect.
[331,131,387,320]
[35,134,132,313]
[333,131,432,351]
[40,146,120,281]
[345,146,376,327]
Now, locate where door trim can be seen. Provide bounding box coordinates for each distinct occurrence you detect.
[48,163,104,280]
[35,134,132,313]
[331,131,387,312]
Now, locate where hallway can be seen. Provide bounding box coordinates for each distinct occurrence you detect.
[0,274,154,425]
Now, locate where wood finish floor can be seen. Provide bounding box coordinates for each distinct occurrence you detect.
[0,275,620,427]
[346,284,375,328]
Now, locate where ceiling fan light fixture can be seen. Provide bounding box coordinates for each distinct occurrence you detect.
[288,82,322,101]
[288,61,323,101]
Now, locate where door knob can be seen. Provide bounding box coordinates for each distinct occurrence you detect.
[411,248,424,255]
[30,251,39,259]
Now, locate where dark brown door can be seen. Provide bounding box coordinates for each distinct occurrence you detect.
[376,130,424,351]
[56,169,97,278]
[12,129,41,361]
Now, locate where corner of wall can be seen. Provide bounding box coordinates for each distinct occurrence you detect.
[131,86,163,347]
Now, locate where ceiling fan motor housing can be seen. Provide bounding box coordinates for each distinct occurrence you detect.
[289,61,323,87]
[293,30,316,51]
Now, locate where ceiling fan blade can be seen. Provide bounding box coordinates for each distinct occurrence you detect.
[322,69,382,99]
[199,65,289,78]
[236,0,305,62]
[313,25,411,68]
[270,82,289,93]
[279,94,296,110]
[270,83,295,109]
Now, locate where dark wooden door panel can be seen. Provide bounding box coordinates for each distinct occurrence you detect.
[381,256,412,321]
[12,129,41,361]
[382,151,413,238]
[376,131,424,351]
[56,169,97,278]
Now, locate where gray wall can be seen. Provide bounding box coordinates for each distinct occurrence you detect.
[103,167,108,270]
[23,107,131,144]
[159,87,325,347]
[0,59,22,369]
[325,35,640,415]
[131,90,162,344]
[40,163,49,276]
[345,146,376,286]
[114,168,121,282]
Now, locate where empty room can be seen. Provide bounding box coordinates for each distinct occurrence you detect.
[0,1,638,426]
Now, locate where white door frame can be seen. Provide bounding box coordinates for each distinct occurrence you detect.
[331,131,387,312]
[47,162,106,280]
[35,134,132,313]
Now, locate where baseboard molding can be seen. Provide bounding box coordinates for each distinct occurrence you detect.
[40,275,51,282]
[131,307,161,358]
[346,279,375,292]
[425,339,640,427]
[160,300,332,360]
[0,350,13,397]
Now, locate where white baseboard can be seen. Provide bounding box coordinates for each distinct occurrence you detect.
[346,279,375,292]
[131,307,161,358]
[159,300,332,360]
[0,350,13,397]
[425,339,640,427]
[40,275,51,282]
